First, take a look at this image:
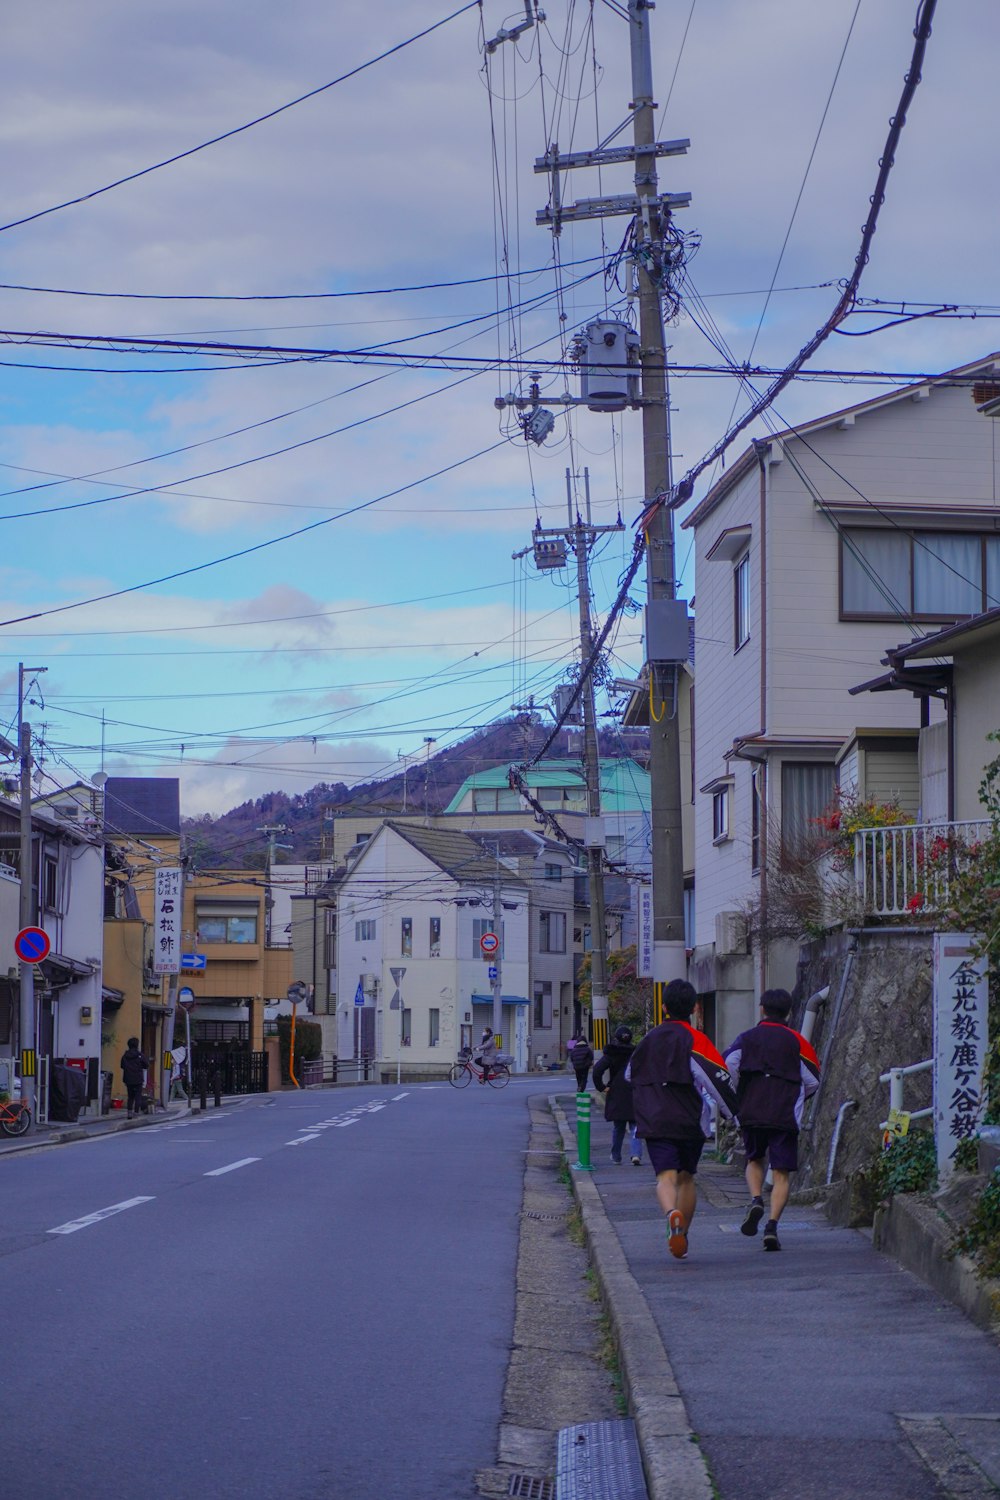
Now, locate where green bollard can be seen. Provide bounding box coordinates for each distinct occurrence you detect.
[573,1090,593,1172]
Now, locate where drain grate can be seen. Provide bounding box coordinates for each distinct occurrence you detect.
[521,1210,566,1222]
[508,1474,554,1499]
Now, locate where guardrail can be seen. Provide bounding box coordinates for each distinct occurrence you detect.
[853,819,990,917]
[298,1056,375,1087]
[878,1057,932,1130]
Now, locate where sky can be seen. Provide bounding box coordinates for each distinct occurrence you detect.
[1,0,997,821]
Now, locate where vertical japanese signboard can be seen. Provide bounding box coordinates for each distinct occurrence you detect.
[933,933,988,1182]
[153,868,182,975]
[637,883,653,979]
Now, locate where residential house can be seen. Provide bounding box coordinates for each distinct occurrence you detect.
[335,822,530,1078]
[0,792,104,1111]
[683,354,1000,1044]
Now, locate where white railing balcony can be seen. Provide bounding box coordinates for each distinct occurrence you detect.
[854,820,991,918]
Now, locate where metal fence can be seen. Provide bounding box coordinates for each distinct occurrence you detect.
[298,1056,376,1087]
[853,819,990,917]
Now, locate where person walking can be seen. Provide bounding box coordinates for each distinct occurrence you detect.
[724,988,821,1252]
[628,980,737,1260]
[120,1037,149,1118]
[593,1025,643,1165]
[567,1031,594,1093]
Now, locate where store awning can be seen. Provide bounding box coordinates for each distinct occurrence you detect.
[471,993,529,1007]
[101,986,125,1012]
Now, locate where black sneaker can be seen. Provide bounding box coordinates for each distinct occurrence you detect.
[610,1153,622,1165]
[763,1220,781,1252]
[741,1200,765,1237]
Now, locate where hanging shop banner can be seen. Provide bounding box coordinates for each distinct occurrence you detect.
[153,868,183,975]
[932,932,988,1182]
[637,884,653,979]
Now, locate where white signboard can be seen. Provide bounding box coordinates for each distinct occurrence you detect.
[637,883,653,978]
[153,868,183,975]
[933,932,988,1181]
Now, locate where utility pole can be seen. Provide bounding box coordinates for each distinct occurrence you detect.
[258,823,291,946]
[17,663,46,1128]
[529,470,623,1051]
[490,845,504,1048]
[629,0,688,998]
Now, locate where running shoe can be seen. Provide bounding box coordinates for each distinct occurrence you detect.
[667,1210,688,1260]
[741,1200,765,1237]
[631,1154,642,1166]
[611,1152,622,1164]
[763,1220,782,1252]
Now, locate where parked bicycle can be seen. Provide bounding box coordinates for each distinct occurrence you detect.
[448,1052,510,1089]
[0,1096,31,1137]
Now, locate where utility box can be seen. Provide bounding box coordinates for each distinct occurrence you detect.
[533,537,567,570]
[575,319,640,412]
[644,599,690,664]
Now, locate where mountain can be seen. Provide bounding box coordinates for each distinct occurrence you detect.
[181,716,649,869]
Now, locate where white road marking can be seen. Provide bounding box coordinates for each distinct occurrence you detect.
[332,1119,359,1128]
[367,1104,386,1112]
[286,1134,320,1145]
[49,1197,154,1235]
[392,1092,409,1100]
[204,1158,260,1176]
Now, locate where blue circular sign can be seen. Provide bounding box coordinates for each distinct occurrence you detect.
[15,926,51,963]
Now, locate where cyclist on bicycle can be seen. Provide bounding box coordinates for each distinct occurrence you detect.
[473,1025,497,1083]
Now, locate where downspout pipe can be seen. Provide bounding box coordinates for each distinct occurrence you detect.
[826,1099,858,1184]
[799,984,829,1047]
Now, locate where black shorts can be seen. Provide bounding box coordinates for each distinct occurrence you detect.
[742,1126,798,1173]
[646,1137,704,1176]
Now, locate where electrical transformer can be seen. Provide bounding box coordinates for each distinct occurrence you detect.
[575,318,640,412]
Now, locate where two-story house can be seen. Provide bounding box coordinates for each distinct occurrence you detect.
[335,822,530,1078]
[683,353,1000,1043]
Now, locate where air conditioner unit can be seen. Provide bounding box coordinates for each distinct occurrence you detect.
[715,911,747,957]
[362,973,379,998]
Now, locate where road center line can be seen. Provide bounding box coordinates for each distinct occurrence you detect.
[332,1119,359,1127]
[204,1158,260,1176]
[49,1197,155,1235]
[286,1134,321,1145]
[392,1092,410,1100]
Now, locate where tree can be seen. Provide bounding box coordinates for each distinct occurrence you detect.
[577,945,652,1037]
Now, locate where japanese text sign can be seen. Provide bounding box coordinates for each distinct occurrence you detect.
[153,868,183,975]
[637,884,653,979]
[933,933,988,1182]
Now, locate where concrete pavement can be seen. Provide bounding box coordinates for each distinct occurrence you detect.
[556,1095,1000,1500]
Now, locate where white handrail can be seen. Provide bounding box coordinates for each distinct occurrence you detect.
[878,1057,932,1128]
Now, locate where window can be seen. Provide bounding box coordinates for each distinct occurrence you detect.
[428,1008,440,1047]
[400,917,412,957]
[197,907,258,944]
[841,528,1000,620]
[355,832,370,845]
[781,762,835,861]
[473,918,504,959]
[401,1008,411,1046]
[751,770,763,873]
[544,862,562,882]
[734,551,750,649]
[533,981,553,1030]
[43,856,58,911]
[472,787,521,812]
[712,786,731,843]
[355,919,376,942]
[539,910,566,953]
[429,916,441,957]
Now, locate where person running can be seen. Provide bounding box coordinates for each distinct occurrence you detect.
[724,988,821,1252]
[628,979,737,1260]
[473,1025,497,1083]
[593,1025,642,1166]
[567,1031,594,1093]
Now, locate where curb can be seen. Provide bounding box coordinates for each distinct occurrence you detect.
[550,1097,714,1500]
[0,1104,194,1160]
[873,1191,1000,1340]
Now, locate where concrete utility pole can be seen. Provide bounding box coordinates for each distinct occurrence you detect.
[490,846,504,1048]
[17,663,46,1127]
[629,0,688,997]
[258,822,291,946]
[530,470,624,1051]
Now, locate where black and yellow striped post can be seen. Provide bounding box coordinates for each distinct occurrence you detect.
[653,982,665,1027]
[591,1016,608,1052]
[20,1048,36,1077]
[163,1051,173,1073]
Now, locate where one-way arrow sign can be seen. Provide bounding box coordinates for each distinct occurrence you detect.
[389,966,406,1010]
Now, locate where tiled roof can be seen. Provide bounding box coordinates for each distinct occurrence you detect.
[104,777,180,837]
[385,821,527,886]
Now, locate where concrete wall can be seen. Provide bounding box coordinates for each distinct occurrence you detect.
[0,864,18,972]
[953,649,1000,820]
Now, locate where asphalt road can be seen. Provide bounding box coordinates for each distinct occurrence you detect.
[1,1080,541,1500]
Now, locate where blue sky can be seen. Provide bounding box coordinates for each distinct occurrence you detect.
[1,0,997,814]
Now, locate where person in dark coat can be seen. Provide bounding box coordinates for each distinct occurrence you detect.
[593,1025,642,1165]
[567,1032,594,1092]
[120,1037,149,1118]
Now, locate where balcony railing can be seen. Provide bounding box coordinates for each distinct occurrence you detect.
[853,819,991,917]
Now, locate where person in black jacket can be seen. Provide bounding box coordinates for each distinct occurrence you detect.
[724,988,821,1252]
[567,1032,594,1092]
[593,1025,642,1165]
[120,1037,149,1118]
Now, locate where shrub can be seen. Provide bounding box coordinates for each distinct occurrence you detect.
[275,1015,322,1081]
[872,1130,937,1198]
[954,1172,1000,1281]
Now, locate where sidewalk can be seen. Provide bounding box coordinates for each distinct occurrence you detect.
[0,1096,248,1159]
[556,1095,1000,1500]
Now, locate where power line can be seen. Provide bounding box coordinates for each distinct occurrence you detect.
[0,2,482,239]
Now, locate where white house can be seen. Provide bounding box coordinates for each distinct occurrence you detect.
[683,353,1000,1044]
[335,822,530,1078]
